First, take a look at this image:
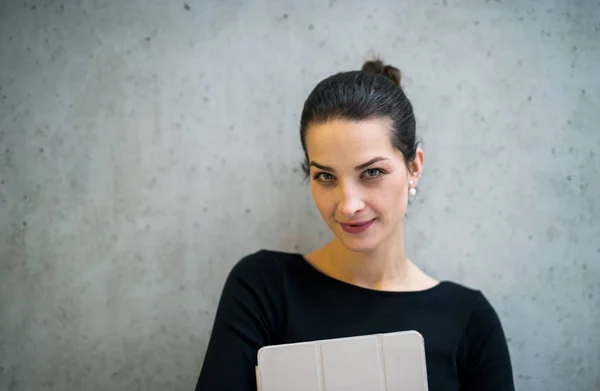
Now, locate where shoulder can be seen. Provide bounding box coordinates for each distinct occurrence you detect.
[438,280,498,308]
[439,281,507,347]
[229,248,300,275]
[224,248,302,290]
[435,281,504,330]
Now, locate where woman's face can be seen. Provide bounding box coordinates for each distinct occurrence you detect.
[305,118,423,253]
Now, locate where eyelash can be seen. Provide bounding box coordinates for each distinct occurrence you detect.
[313,168,386,183]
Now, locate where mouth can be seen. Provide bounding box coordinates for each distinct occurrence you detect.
[339,219,375,234]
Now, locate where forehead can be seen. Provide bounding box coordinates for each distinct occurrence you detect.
[306,119,400,164]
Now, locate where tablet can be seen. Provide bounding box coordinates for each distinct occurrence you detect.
[256,330,428,391]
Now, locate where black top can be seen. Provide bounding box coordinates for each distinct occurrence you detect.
[194,250,515,391]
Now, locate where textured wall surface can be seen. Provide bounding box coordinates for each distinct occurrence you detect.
[1,0,599,390]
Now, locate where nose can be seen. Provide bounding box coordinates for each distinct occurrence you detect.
[336,183,365,218]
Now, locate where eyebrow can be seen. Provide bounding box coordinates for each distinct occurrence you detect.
[309,156,390,172]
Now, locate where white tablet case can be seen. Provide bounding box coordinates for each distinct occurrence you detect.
[256,330,428,391]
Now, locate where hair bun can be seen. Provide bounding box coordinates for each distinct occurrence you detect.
[361,59,402,86]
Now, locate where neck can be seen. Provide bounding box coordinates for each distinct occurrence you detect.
[324,225,413,291]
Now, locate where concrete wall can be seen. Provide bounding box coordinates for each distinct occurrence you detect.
[1,0,598,390]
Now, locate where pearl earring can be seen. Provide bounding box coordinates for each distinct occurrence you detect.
[409,179,417,196]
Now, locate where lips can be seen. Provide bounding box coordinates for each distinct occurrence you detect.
[339,219,375,234]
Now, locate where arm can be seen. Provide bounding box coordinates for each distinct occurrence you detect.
[194,252,283,391]
[459,291,516,391]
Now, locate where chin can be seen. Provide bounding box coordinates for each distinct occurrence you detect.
[336,235,380,253]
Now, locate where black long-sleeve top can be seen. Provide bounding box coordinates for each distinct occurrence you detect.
[195,249,515,391]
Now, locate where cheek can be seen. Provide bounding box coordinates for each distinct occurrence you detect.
[310,185,333,213]
[371,178,408,213]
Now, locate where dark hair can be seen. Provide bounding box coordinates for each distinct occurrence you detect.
[299,59,418,178]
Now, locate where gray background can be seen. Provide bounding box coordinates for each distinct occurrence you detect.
[1,0,599,390]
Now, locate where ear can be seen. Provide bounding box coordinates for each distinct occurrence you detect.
[408,147,425,187]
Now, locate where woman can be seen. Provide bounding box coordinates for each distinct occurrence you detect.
[194,59,515,390]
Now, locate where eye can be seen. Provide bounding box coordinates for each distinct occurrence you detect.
[362,168,384,179]
[314,172,335,183]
